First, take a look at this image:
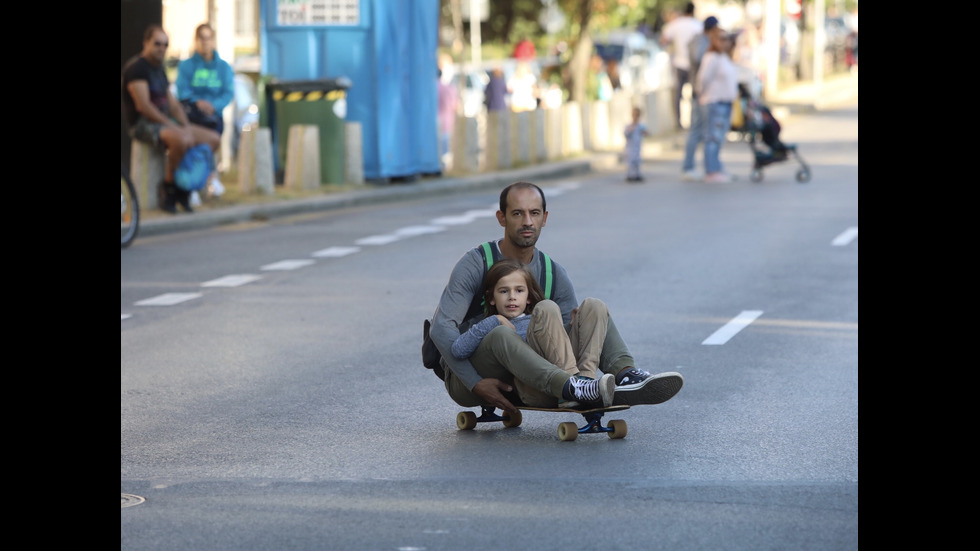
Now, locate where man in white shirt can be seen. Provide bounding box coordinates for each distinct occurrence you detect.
[660,2,703,130]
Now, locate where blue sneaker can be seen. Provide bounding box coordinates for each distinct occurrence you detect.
[613,369,684,406]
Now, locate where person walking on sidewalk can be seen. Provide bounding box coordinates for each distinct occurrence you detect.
[123,24,220,213]
[660,2,703,131]
[680,15,716,182]
[696,22,739,183]
[427,181,684,416]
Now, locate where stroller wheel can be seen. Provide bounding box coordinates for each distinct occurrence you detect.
[796,169,811,183]
[750,169,764,183]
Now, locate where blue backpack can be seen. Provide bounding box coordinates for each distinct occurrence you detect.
[175,144,214,192]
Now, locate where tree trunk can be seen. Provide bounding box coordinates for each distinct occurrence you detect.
[567,0,594,104]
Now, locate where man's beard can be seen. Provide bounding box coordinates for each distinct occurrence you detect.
[510,227,538,248]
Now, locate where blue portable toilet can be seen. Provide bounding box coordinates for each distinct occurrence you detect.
[259,0,440,181]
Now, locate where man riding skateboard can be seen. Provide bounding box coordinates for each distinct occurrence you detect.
[427,181,684,416]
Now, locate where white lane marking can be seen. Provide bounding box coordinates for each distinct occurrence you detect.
[831,226,858,246]
[467,208,498,218]
[121,314,132,320]
[202,274,263,287]
[312,246,361,258]
[432,208,496,226]
[356,234,401,245]
[395,225,446,237]
[135,293,203,306]
[702,310,764,345]
[432,214,477,225]
[261,259,315,271]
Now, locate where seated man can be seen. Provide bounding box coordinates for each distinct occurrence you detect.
[122,24,220,213]
[428,181,684,415]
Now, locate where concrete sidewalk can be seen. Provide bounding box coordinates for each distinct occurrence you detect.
[135,71,856,239]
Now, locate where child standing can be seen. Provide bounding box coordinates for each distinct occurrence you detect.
[624,106,650,182]
[451,259,614,409]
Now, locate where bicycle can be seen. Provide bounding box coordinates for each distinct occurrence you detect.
[121,165,140,248]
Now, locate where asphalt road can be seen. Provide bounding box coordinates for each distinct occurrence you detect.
[122,98,858,550]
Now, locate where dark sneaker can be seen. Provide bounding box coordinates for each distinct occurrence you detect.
[558,376,594,409]
[158,181,177,214]
[175,187,194,213]
[566,373,615,408]
[613,370,684,406]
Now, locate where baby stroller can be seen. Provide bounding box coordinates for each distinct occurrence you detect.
[736,84,811,183]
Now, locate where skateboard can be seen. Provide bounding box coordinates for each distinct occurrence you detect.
[456,404,631,441]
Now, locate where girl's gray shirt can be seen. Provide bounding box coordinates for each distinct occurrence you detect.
[451,313,530,360]
[429,240,578,391]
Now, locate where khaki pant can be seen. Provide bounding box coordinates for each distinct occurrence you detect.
[445,298,635,408]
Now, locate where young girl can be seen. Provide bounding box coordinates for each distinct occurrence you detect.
[451,259,546,360]
[451,259,613,408]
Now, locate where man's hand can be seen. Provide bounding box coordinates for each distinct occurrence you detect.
[195,99,216,116]
[472,378,517,415]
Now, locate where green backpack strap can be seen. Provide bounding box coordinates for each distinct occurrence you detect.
[481,241,494,270]
[479,242,494,312]
[541,251,553,300]
[480,241,553,304]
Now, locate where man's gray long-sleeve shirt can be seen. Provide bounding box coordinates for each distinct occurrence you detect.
[451,314,530,360]
[429,240,578,390]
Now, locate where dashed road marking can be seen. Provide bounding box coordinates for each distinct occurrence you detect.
[356,234,401,245]
[202,274,263,287]
[832,226,858,246]
[312,246,361,258]
[395,225,446,237]
[702,310,763,345]
[261,259,316,271]
[135,293,203,306]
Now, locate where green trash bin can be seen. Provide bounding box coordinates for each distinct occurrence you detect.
[267,78,351,185]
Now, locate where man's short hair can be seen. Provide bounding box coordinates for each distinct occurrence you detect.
[500,182,546,213]
[143,24,164,42]
[685,2,696,16]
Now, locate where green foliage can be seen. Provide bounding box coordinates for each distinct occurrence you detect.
[441,0,668,60]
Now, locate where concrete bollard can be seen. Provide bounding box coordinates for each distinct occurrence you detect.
[130,140,165,211]
[238,127,275,195]
[562,101,583,156]
[451,115,479,174]
[284,124,321,190]
[513,111,531,167]
[345,121,363,184]
[531,109,547,164]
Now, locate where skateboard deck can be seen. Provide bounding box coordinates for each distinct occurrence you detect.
[456,404,631,441]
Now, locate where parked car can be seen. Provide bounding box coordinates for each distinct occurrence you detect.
[592,29,672,94]
[448,67,490,118]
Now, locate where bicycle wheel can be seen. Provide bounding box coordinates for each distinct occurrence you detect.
[121,167,140,248]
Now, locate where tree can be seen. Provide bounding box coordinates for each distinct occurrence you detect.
[556,0,664,103]
[440,0,668,102]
